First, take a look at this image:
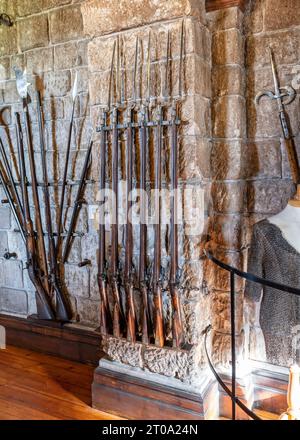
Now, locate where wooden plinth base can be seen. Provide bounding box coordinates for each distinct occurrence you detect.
[92,358,217,420]
[0,313,102,365]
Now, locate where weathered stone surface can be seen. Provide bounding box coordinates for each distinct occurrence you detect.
[208,6,243,31]
[211,330,244,368]
[183,295,210,345]
[54,42,79,70]
[0,208,11,229]
[0,287,28,315]
[82,0,203,37]
[212,96,246,139]
[264,0,300,31]
[212,65,245,97]
[211,290,244,333]
[0,259,23,289]
[49,5,84,44]
[64,264,89,297]
[246,30,300,68]
[247,180,294,215]
[26,48,54,75]
[16,0,42,16]
[182,95,211,137]
[0,23,17,57]
[244,0,264,34]
[42,97,64,120]
[0,57,10,81]
[143,346,190,380]
[18,15,49,51]
[246,140,282,179]
[211,181,247,214]
[43,0,73,10]
[180,137,211,180]
[211,141,245,180]
[76,298,100,326]
[212,29,244,66]
[0,232,8,255]
[104,337,143,368]
[43,70,72,98]
[209,214,248,251]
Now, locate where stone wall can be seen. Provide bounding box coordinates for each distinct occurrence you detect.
[1,0,299,384]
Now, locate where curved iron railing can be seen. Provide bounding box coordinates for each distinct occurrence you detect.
[204,250,300,421]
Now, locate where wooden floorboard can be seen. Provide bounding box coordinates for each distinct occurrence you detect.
[0,345,123,420]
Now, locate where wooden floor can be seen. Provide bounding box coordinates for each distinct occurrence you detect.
[0,345,122,420]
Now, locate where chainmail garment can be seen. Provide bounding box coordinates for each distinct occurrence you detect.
[245,219,300,366]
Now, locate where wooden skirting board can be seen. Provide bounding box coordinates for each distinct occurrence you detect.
[0,314,102,366]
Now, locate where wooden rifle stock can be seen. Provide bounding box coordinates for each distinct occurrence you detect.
[153,106,164,348]
[62,140,93,263]
[98,111,112,335]
[110,107,125,338]
[170,104,184,348]
[37,92,71,322]
[15,113,55,320]
[125,107,136,342]
[138,106,151,344]
[22,98,50,294]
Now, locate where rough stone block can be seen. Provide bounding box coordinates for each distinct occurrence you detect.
[247,30,300,68]
[54,42,78,70]
[0,208,11,229]
[0,287,28,315]
[104,337,143,368]
[43,0,72,10]
[182,95,211,137]
[247,180,294,215]
[0,57,10,81]
[143,346,190,380]
[212,65,245,97]
[76,297,100,326]
[264,0,300,31]
[212,96,246,139]
[211,181,247,214]
[246,140,282,179]
[64,264,89,297]
[82,0,203,37]
[208,6,243,31]
[49,5,84,44]
[0,23,17,57]
[209,214,248,251]
[0,231,8,254]
[0,259,23,289]
[43,70,72,98]
[183,295,210,345]
[211,290,244,334]
[180,137,211,180]
[212,29,244,66]
[244,0,264,34]
[25,48,54,75]
[3,80,20,104]
[18,15,49,51]
[211,140,245,180]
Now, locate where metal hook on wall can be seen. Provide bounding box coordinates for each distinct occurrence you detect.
[0,13,13,27]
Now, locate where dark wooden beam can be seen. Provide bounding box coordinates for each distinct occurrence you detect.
[0,314,102,365]
[206,0,248,12]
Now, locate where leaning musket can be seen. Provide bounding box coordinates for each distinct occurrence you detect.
[138,31,152,344]
[62,138,94,264]
[14,68,50,295]
[57,73,78,256]
[15,112,55,320]
[124,37,139,342]
[152,32,171,348]
[110,39,126,338]
[255,48,299,184]
[37,92,71,322]
[97,42,116,336]
[169,22,184,348]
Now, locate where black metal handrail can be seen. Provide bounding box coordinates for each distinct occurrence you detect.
[204,250,300,420]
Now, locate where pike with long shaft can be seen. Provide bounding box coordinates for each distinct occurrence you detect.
[15,112,55,320]
[169,23,184,348]
[62,139,93,264]
[15,68,50,294]
[139,31,152,344]
[124,37,139,342]
[97,42,116,336]
[37,92,71,322]
[110,41,125,337]
[57,73,78,255]
[255,48,299,183]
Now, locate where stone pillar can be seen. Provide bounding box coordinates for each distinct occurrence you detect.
[83,0,215,419]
